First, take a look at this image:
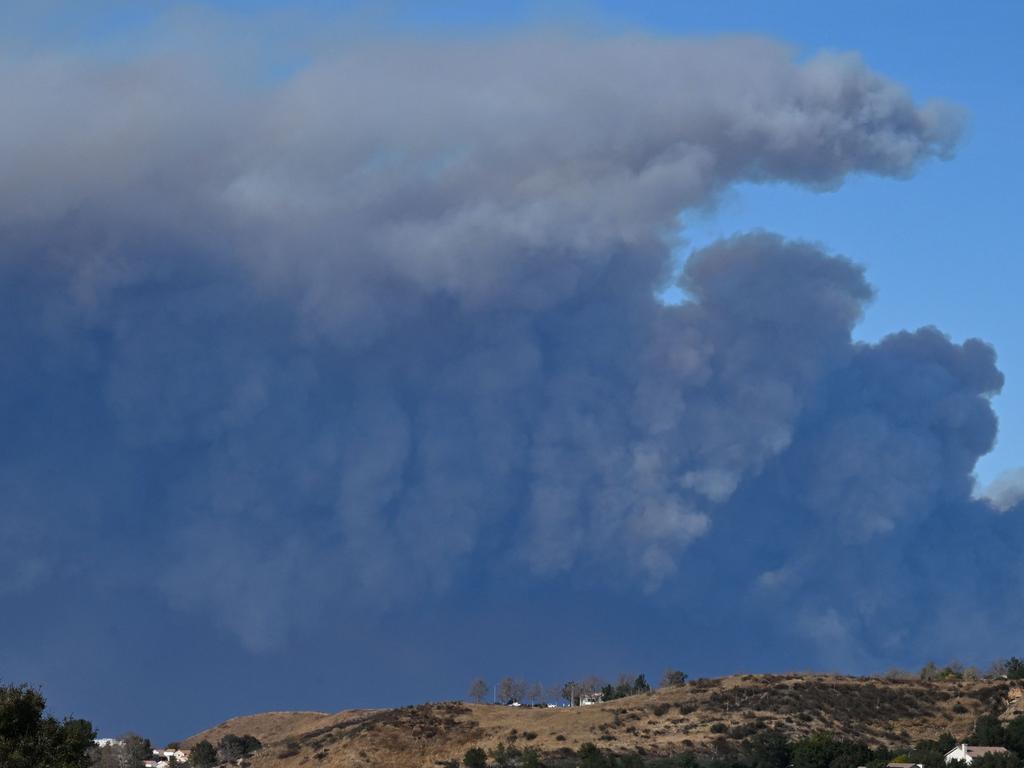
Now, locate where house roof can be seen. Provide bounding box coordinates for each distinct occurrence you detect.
[945,745,1012,759]
[966,747,1011,757]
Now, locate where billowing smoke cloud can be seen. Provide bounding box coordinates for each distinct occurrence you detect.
[1,31,1013,667]
[980,468,1024,512]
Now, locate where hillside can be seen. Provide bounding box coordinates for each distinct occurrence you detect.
[182,674,1021,768]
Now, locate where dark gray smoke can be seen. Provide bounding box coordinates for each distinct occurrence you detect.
[3,32,1010,669]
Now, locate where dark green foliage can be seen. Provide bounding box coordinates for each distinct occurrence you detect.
[601,674,654,702]
[792,733,844,768]
[217,732,262,761]
[908,734,957,768]
[463,745,488,768]
[973,754,1022,768]
[746,731,792,768]
[1006,659,1024,680]
[972,715,1007,746]
[0,683,95,768]
[490,741,522,768]
[190,740,217,768]
[578,742,606,767]
[1005,717,1024,756]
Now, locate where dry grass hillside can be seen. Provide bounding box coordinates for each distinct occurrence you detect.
[182,674,1020,768]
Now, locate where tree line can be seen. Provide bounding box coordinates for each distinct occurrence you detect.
[468,669,687,705]
[1,681,265,768]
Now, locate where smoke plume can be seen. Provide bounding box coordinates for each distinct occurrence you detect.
[2,31,1014,671]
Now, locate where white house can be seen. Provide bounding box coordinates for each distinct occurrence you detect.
[155,748,191,762]
[945,744,1011,764]
[143,748,191,767]
[580,691,604,706]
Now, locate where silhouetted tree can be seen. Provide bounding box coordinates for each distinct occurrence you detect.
[0,683,95,768]
[189,740,217,768]
[633,673,651,694]
[463,745,488,767]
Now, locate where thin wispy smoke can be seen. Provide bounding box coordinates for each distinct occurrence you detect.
[1,32,1012,666]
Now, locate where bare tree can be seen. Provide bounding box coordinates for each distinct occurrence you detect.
[561,681,578,706]
[582,675,605,696]
[498,676,518,704]
[527,681,543,704]
[468,678,489,704]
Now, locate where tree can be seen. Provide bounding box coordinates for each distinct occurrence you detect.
[747,731,793,768]
[122,732,153,767]
[909,734,957,768]
[219,733,246,761]
[792,733,842,768]
[217,733,262,761]
[990,660,1010,678]
[468,678,489,704]
[971,714,1007,747]
[973,754,1022,768]
[1004,716,1024,756]
[561,681,579,706]
[577,742,606,768]
[526,681,543,705]
[463,746,488,768]
[489,741,522,768]
[190,740,217,768]
[0,683,95,768]
[498,677,521,704]
[920,661,940,681]
[1007,658,1024,680]
[633,673,651,694]
[241,734,262,755]
[582,676,605,696]
[662,668,688,688]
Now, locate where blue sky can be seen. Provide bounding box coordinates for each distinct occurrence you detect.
[2,0,1022,747]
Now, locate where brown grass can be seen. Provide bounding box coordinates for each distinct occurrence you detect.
[180,673,1019,768]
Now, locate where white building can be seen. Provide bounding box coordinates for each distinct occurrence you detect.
[156,749,191,762]
[580,692,604,706]
[944,745,1011,764]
